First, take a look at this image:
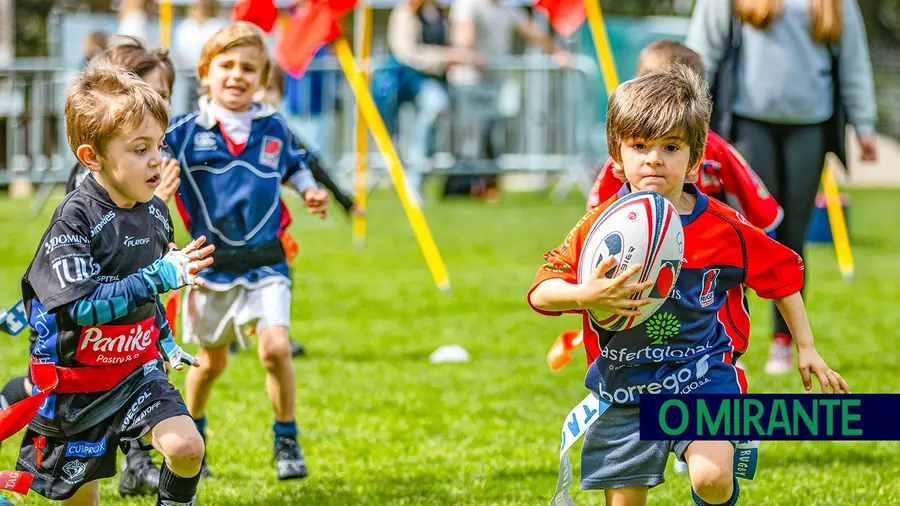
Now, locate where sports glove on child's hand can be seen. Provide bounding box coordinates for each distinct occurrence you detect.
[142,236,216,294]
[159,335,199,371]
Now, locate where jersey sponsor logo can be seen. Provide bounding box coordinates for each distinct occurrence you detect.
[76,316,160,366]
[149,204,170,232]
[65,437,107,458]
[96,275,120,282]
[52,255,101,288]
[597,353,712,404]
[143,361,157,376]
[122,390,152,429]
[260,136,283,169]
[90,211,116,237]
[600,340,714,364]
[194,131,217,151]
[700,268,721,307]
[44,234,89,255]
[646,312,681,345]
[61,460,87,485]
[123,236,151,248]
[132,400,163,427]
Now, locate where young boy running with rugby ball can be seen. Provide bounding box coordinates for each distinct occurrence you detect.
[528,65,849,506]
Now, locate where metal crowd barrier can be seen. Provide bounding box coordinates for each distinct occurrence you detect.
[2,54,606,201]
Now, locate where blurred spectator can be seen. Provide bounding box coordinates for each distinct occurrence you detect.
[173,0,228,108]
[117,0,149,42]
[372,0,480,204]
[448,0,571,201]
[283,46,339,168]
[687,0,877,374]
[81,31,108,68]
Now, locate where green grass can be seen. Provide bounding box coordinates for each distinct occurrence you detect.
[1,187,899,505]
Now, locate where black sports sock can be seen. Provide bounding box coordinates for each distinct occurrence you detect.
[0,376,29,408]
[157,462,200,506]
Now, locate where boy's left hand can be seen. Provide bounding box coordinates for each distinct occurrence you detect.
[153,157,181,202]
[159,335,200,371]
[303,188,329,219]
[797,346,850,394]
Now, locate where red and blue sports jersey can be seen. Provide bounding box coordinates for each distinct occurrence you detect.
[528,185,804,405]
[588,130,783,232]
[165,97,318,289]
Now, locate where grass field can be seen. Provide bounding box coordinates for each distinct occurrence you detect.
[1,187,899,505]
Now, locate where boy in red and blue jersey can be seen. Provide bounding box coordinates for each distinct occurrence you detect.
[528,65,849,506]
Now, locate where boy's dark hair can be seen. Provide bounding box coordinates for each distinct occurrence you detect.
[106,35,176,92]
[606,63,712,172]
[637,40,706,80]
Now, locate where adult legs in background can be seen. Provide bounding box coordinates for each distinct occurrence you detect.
[406,79,451,204]
[732,117,826,374]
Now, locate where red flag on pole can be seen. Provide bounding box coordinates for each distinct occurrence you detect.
[274,0,357,78]
[232,0,279,34]
[533,0,586,37]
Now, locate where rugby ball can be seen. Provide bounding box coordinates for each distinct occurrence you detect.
[578,191,684,331]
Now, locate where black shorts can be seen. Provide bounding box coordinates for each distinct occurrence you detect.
[15,379,190,501]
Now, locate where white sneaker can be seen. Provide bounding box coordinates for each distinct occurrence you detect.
[764,334,793,375]
[674,459,689,474]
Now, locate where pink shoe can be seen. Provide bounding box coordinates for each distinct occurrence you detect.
[765,333,793,375]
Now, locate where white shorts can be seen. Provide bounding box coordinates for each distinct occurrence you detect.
[181,279,292,349]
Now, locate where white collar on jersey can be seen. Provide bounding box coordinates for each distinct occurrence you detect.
[194,95,277,130]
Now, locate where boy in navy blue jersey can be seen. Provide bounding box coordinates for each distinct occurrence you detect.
[165,22,328,481]
[528,65,850,506]
[0,59,214,505]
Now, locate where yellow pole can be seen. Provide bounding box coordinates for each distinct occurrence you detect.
[159,0,172,48]
[352,2,373,249]
[821,163,854,280]
[333,37,452,292]
[583,0,619,94]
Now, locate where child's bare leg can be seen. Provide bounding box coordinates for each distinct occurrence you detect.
[604,485,648,506]
[685,441,736,505]
[59,480,99,506]
[257,325,294,421]
[151,415,205,504]
[184,345,229,419]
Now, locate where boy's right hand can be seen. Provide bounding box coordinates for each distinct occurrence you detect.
[153,157,181,202]
[578,256,654,316]
[142,236,216,294]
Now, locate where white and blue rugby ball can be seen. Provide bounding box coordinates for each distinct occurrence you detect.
[578,191,685,331]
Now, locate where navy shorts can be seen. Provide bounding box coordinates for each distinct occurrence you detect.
[580,404,737,490]
[16,379,189,501]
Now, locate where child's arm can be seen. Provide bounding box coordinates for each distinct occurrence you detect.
[283,129,329,218]
[304,146,355,214]
[774,292,850,393]
[154,299,198,370]
[530,256,651,316]
[65,237,214,326]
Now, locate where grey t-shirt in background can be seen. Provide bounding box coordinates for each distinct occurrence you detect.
[686,0,876,136]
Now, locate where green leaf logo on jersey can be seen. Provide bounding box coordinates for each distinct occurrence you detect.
[646,312,680,345]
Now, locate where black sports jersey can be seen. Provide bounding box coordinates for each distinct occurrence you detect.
[21,174,173,437]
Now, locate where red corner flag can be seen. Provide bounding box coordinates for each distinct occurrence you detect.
[274,0,357,78]
[533,0,586,37]
[232,0,279,34]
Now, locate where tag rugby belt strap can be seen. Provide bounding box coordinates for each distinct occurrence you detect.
[211,239,286,273]
[0,350,159,443]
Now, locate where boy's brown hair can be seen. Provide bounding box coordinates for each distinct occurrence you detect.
[65,58,170,160]
[606,64,711,175]
[197,21,271,87]
[636,39,705,80]
[106,36,176,93]
[266,64,286,97]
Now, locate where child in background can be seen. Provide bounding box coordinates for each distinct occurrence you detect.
[528,65,848,506]
[165,22,328,481]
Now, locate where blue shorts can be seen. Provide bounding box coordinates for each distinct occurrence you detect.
[580,404,737,490]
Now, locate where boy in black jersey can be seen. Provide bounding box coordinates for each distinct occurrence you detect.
[0,59,214,505]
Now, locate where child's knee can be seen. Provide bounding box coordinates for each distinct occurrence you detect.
[690,462,734,504]
[197,347,228,378]
[162,431,205,470]
[258,329,291,367]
